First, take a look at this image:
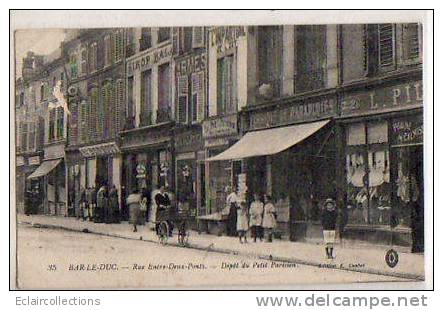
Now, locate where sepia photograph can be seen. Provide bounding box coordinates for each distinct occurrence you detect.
[10,10,430,290]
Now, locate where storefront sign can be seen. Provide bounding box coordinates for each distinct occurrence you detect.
[392,115,423,145]
[209,26,246,54]
[175,130,203,152]
[79,142,120,158]
[126,44,172,76]
[340,80,423,116]
[204,137,231,149]
[175,51,207,76]
[249,98,336,130]
[28,156,41,166]
[121,127,172,151]
[203,114,238,139]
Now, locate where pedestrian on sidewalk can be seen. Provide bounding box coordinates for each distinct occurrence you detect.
[89,186,97,222]
[249,193,264,242]
[109,185,120,224]
[127,189,142,232]
[237,201,249,243]
[79,186,88,221]
[262,195,277,242]
[96,184,108,223]
[225,186,239,237]
[321,198,338,259]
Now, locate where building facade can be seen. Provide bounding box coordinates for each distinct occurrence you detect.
[64,29,126,217]
[207,24,423,251]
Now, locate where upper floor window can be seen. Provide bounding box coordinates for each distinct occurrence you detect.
[295,25,327,93]
[140,70,152,126]
[114,29,124,62]
[49,108,56,142]
[104,35,113,67]
[158,27,171,43]
[40,84,45,101]
[140,28,152,51]
[257,26,282,98]
[19,92,24,106]
[60,72,65,88]
[56,106,64,139]
[157,63,171,122]
[182,27,193,53]
[401,23,421,64]
[70,54,78,79]
[217,55,235,115]
[20,122,28,151]
[80,48,88,75]
[192,27,204,48]
[89,42,98,72]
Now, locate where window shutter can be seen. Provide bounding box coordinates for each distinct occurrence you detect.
[115,30,124,62]
[402,23,420,62]
[172,27,180,55]
[115,79,124,133]
[88,88,98,142]
[177,75,188,123]
[192,27,204,48]
[191,71,205,122]
[378,24,395,70]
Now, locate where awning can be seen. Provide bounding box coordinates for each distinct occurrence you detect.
[207,119,330,161]
[27,159,62,179]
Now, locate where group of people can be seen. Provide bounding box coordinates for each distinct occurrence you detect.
[225,187,339,259]
[78,184,120,224]
[225,188,278,244]
[126,185,173,235]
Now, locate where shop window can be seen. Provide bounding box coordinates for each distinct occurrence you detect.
[158,27,171,43]
[140,69,152,126]
[217,55,234,115]
[345,121,391,226]
[257,26,282,98]
[157,63,171,123]
[295,25,327,93]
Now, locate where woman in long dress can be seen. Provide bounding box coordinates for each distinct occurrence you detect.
[237,201,249,243]
[127,189,142,232]
[249,193,264,242]
[262,195,277,242]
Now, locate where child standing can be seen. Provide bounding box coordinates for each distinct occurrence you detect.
[249,193,264,242]
[321,198,338,259]
[237,201,249,243]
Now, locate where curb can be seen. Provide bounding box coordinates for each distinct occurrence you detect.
[19,220,424,282]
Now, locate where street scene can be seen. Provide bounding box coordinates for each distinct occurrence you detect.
[14,23,425,289]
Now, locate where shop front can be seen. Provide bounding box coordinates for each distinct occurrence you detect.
[207,95,337,240]
[120,123,174,221]
[16,153,44,215]
[338,78,423,251]
[202,113,241,216]
[174,125,204,229]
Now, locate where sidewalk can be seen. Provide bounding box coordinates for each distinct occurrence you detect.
[17,214,425,281]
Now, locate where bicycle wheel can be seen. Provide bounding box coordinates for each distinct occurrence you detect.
[158,221,169,245]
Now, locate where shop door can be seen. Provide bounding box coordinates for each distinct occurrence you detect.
[96,156,109,187]
[410,145,424,253]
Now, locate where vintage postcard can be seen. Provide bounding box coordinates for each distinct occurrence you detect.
[10,10,431,290]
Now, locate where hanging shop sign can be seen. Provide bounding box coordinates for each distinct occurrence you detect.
[340,80,423,116]
[126,44,172,77]
[249,97,336,130]
[203,114,238,139]
[391,114,423,146]
[175,50,207,76]
[209,26,246,54]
